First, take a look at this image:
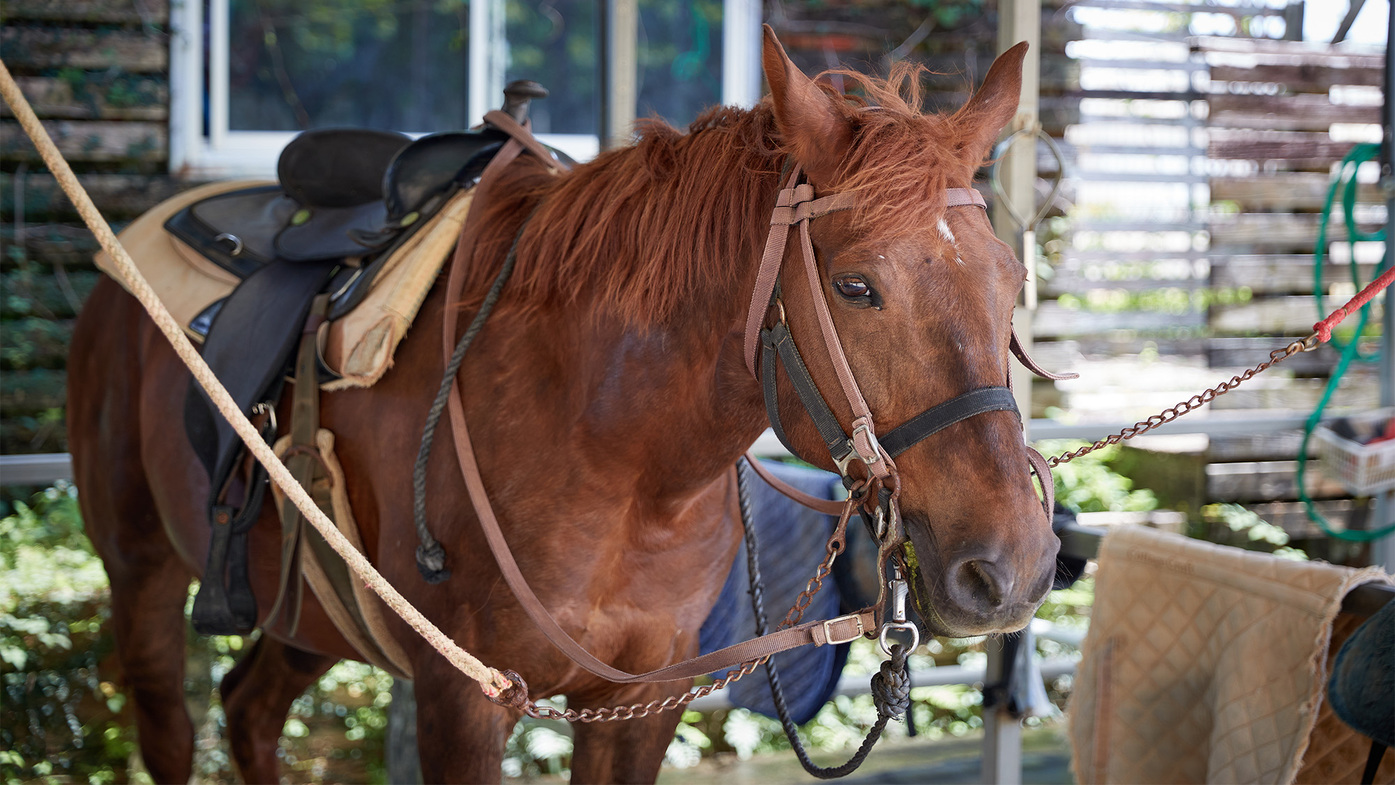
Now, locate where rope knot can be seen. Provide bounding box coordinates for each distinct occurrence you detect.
[870,645,911,721]
[486,669,532,712]
[415,542,451,583]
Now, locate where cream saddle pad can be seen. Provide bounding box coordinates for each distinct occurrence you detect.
[1070,525,1393,784]
[95,181,472,390]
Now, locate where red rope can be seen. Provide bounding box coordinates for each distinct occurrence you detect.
[1313,264,1395,342]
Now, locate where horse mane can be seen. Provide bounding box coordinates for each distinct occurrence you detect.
[461,61,989,326]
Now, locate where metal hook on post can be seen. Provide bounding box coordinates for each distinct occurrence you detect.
[989,125,1065,312]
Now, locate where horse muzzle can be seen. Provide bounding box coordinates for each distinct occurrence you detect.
[901,511,1058,637]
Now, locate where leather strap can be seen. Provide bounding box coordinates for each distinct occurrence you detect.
[744,451,847,516]
[1010,328,1077,381]
[482,110,569,173]
[265,293,332,635]
[879,387,1019,458]
[433,125,871,684]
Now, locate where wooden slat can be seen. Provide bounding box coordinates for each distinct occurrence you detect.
[0,318,74,371]
[1208,94,1380,132]
[1043,274,1205,297]
[1194,36,1385,67]
[1208,132,1356,165]
[0,421,66,455]
[1210,63,1383,92]
[0,27,167,73]
[1207,336,1382,376]
[0,224,112,269]
[1,172,191,221]
[1207,431,1306,462]
[1206,460,1350,502]
[0,76,167,122]
[0,368,66,417]
[1035,336,1212,358]
[1210,255,1381,296]
[3,0,170,25]
[1068,0,1286,17]
[1210,295,1380,334]
[1210,175,1381,212]
[0,119,167,164]
[1209,213,1385,250]
[0,270,102,319]
[1032,303,1206,339]
[1209,373,1382,412]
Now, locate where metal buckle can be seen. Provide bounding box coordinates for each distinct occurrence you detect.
[833,423,886,478]
[851,421,883,465]
[821,614,866,646]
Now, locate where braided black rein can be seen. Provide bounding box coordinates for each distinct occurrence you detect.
[736,457,911,779]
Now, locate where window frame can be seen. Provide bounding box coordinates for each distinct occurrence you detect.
[167,0,762,179]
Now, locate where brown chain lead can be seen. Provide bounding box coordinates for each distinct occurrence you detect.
[1048,334,1321,467]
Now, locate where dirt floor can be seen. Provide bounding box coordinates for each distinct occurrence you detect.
[655,724,1074,785]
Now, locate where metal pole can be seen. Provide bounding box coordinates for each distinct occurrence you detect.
[1374,1,1395,539]
[600,0,638,150]
[984,2,1041,783]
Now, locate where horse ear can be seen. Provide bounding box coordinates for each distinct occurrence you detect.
[956,41,1029,164]
[761,24,852,183]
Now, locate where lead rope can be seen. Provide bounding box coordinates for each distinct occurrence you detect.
[737,458,910,779]
[0,59,517,700]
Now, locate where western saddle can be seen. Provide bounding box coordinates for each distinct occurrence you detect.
[180,81,564,638]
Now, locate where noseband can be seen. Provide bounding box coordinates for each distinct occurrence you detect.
[742,165,1055,532]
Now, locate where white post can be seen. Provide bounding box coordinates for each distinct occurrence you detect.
[167,0,204,174]
[722,0,763,108]
[468,0,506,128]
[984,1,1041,783]
[208,0,230,149]
[600,0,638,149]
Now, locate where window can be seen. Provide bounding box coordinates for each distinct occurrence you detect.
[169,0,762,179]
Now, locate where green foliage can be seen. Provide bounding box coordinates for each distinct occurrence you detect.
[0,482,141,785]
[1036,441,1159,514]
[1201,503,1309,561]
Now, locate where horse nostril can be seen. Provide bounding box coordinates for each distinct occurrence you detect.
[959,558,1008,608]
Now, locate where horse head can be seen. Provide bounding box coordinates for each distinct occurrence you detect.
[757,28,1058,637]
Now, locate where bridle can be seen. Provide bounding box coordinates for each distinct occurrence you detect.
[412,123,1066,708]
[741,163,1058,630]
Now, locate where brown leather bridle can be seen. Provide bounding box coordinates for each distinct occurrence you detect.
[422,124,1065,709]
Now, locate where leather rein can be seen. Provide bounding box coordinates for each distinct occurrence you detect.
[423,118,1069,712]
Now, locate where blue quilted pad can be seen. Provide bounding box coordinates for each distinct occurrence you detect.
[698,460,851,725]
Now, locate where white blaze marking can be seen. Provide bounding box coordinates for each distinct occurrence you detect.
[937,217,965,265]
[937,217,956,245]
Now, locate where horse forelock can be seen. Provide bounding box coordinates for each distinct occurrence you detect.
[459,63,991,327]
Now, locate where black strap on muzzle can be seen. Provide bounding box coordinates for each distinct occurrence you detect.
[759,318,1020,475]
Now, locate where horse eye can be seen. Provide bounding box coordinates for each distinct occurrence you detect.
[833,276,871,299]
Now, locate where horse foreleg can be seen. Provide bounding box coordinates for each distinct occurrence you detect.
[75,472,197,780]
[412,655,520,783]
[568,684,688,784]
[101,549,198,783]
[220,635,336,782]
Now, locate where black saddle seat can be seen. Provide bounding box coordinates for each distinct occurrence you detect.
[165,126,510,282]
[278,128,411,209]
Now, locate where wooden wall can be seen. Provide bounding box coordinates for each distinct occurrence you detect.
[1,0,187,455]
[1201,36,1386,535]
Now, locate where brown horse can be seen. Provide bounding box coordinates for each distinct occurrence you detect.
[67,29,1057,783]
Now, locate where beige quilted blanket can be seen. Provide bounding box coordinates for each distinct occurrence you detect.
[1069,525,1392,784]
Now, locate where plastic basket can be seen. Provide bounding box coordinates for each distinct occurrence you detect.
[1313,407,1395,496]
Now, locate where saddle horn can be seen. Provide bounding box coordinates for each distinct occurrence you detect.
[500,80,549,124]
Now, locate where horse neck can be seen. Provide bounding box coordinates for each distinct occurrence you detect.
[490,128,779,500]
